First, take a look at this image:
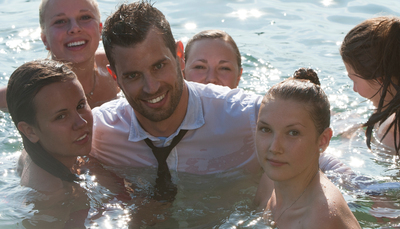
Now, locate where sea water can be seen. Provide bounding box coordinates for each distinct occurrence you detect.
[1,0,400,228]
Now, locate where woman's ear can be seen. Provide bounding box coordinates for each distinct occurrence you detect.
[235,68,243,88]
[41,33,50,51]
[17,122,40,143]
[318,127,333,153]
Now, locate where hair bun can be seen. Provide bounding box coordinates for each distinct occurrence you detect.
[292,68,321,86]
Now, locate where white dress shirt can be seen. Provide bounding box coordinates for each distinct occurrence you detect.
[90,81,263,175]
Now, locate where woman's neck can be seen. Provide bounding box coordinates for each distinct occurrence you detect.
[69,57,97,96]
[272,168,319,209]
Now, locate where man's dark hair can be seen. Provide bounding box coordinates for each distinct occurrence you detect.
[102,0,176,73]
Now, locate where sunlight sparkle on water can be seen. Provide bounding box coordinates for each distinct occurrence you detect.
[327,148,342,158]
[19,28,41,41]
[349,156,364,168]
[180,36,189,43]
[185,23,197,30]
[6,40,31,51]
[248,217,262,226]
[231,9,263,20]
[321,0,336,6]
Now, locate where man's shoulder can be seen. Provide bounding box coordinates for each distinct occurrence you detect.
[92,98,134,124]
[93,98,130,114]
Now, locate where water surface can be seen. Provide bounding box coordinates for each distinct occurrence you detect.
[1,0,400,228]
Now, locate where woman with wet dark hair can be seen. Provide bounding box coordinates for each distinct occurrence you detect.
[341,16,400,154]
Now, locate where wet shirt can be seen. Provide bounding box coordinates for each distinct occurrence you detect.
[90,81,262,175]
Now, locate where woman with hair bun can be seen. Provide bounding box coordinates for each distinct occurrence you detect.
[255,68,360,228]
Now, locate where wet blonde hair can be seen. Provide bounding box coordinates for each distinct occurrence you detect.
[39,0,101,31]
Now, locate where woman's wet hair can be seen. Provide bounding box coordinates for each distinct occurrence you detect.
[340,16,400,153]
[7,59,79,182]
[184,29,242,69]
[263,68,330,135]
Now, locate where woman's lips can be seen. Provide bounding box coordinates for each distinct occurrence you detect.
[267,158,287,167]
[75,132,90,144]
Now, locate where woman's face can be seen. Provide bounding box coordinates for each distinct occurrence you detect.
[256,98,330,182]
[40,0,101,64]
[184,38,242,89]
[344,62,385,107]
[30,78,93,166]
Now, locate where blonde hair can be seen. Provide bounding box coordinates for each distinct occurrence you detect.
[39,0,101,31]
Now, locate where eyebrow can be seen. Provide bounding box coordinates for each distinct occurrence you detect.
[219,60,232,64]
[194,59,208,64]
[348,73,362,78]
[258,120,306,128]
[194,59,233,64]
[153,57,170,67]
[258,120,269,126]
[52,109,67,117]
[51,9,93,19]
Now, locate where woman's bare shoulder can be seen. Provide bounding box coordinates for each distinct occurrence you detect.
[377,114,396,150]
[304,177,360,229]
[19,151,64,193]
[95,49,109,67]
[254,173,274,210]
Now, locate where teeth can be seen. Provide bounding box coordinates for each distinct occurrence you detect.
[147,94,165,104]
[67,41,85,47]
[76,133,87,141]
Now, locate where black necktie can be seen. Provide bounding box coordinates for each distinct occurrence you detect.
[144,129,188,202]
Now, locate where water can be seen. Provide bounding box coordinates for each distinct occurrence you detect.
[1,0,400,228]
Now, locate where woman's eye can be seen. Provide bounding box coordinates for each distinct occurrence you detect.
[81,15,92,20]
[260,127,271,133]
[289,130,299,136]
[220,67,231,71]
[54,19,66,25]
[56,114,66,120]
[193,65,206,70]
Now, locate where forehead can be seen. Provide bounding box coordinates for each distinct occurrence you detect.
[112,29,174,72]
[188,38,237,61]
[43,0,99,19]
[34,78,82,109]
[259,98,313,126]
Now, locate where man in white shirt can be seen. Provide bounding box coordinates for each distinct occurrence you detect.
[91,1,262,177]
[91,2,348,205]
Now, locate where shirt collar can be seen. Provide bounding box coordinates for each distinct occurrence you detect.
[129,80,205,142]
